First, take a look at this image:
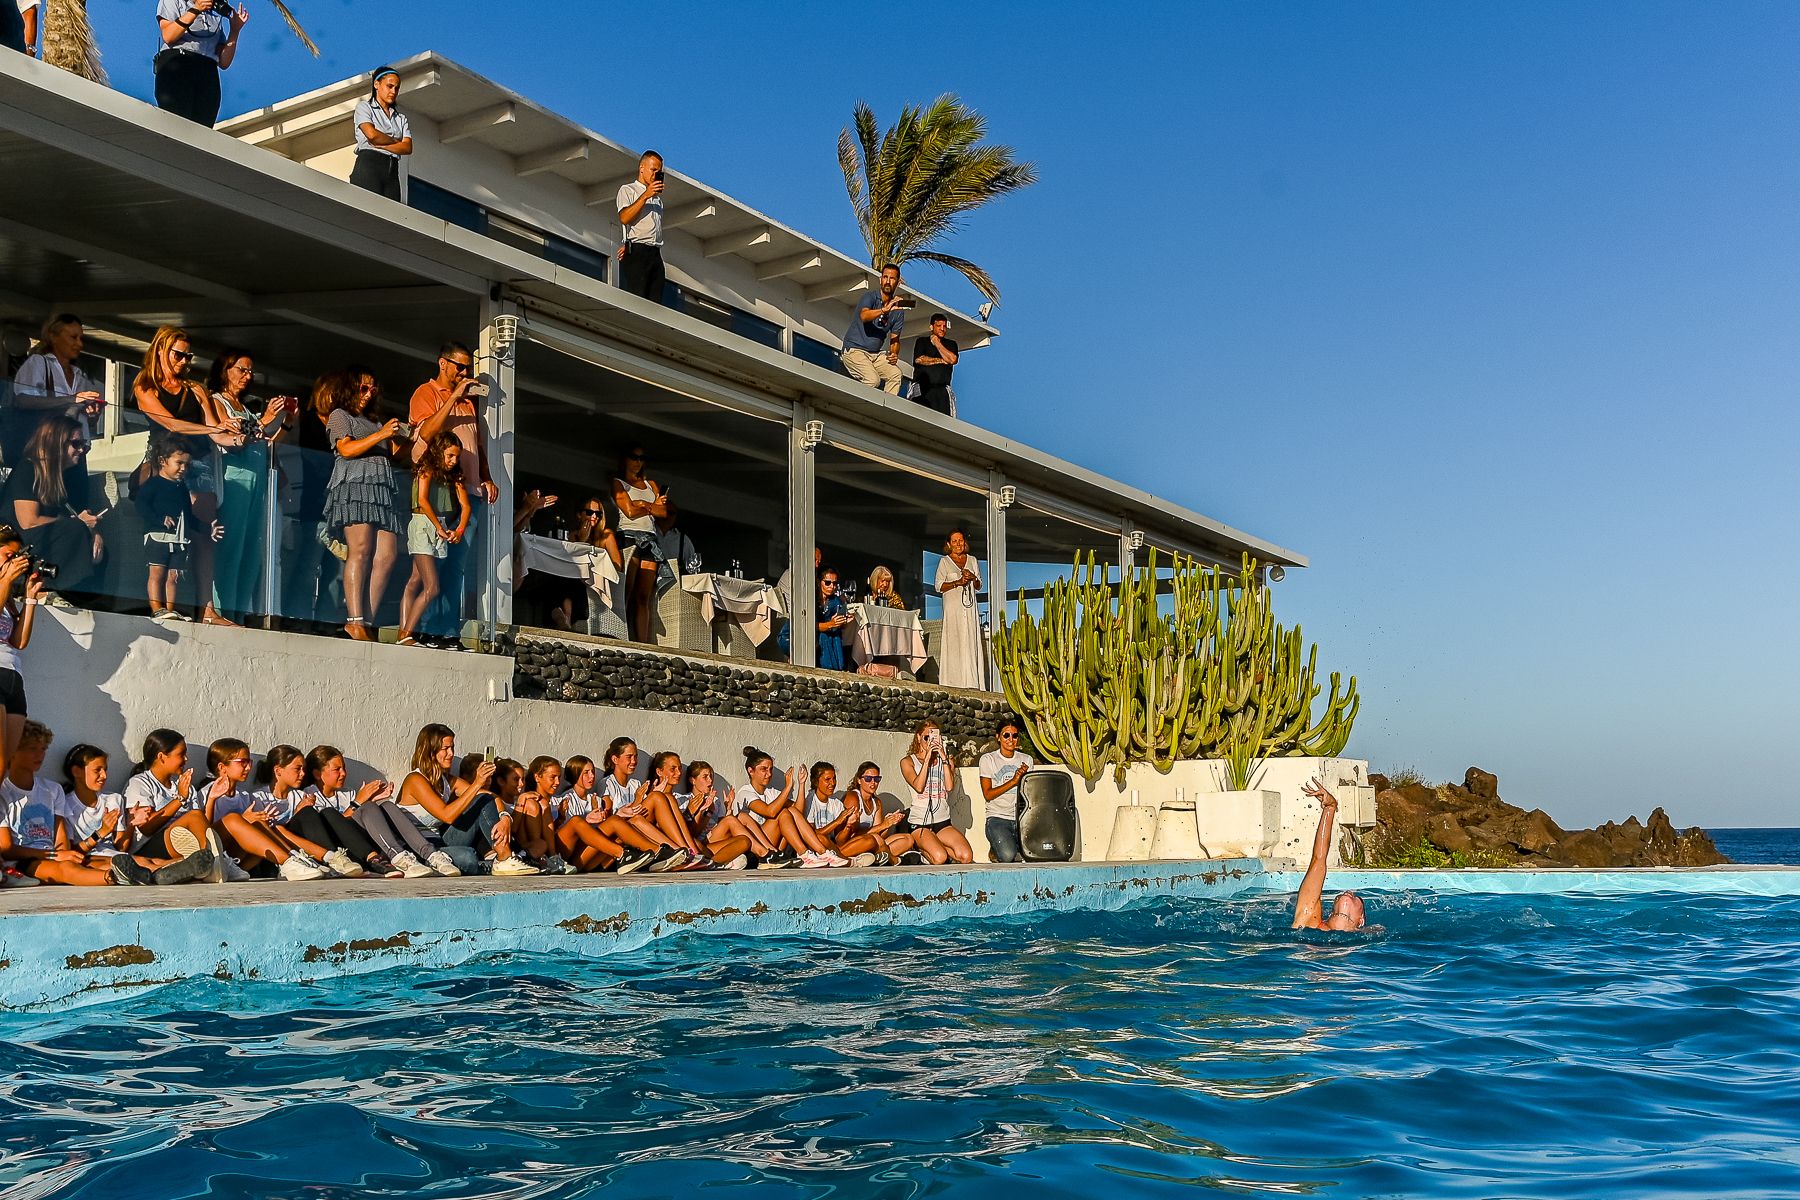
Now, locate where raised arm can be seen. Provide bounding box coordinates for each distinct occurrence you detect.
[1291,779,1338,930]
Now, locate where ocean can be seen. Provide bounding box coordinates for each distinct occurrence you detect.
[1707,827,1800,865]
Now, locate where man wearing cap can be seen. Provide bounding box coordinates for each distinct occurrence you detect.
[350,66,412,201]
[911,313,959,416]
[841,264,906,395]
[616,150,669,303]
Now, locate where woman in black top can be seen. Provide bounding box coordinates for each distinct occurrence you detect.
[1,416,102,593]
[279,369,345,630]
[132,326,239,626]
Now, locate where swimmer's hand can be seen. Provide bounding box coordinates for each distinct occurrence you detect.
[1302,778,1338,811]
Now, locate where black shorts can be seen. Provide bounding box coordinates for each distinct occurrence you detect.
[897,817,952,834]
[0,668,25,717]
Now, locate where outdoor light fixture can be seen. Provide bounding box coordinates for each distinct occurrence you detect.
[490,314,520,360]
[802,419,825,450]
[997,485,1017,509]
[1268,565,1286,583]
[1128,530,1145,551]
[977,301,995,322]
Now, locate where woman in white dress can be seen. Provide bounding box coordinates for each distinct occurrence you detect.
[934,529,985,690]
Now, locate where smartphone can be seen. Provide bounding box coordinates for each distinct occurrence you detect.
[466,382,490,399]
[653,169,665,183]
[484,746,496,763]
[395,422,417,440]
[891,296,916,309]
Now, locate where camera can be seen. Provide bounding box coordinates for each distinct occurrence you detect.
[20,549,57,581]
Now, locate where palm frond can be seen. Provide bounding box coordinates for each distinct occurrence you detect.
[905,250,1001,307]
[837,94,1035,305]
[265,0,321,57]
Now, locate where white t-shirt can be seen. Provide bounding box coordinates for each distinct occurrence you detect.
[1,775,62,851]
[57,789,128,856]
[123,770,196,818]
[602,775,641,811]
[730,784,780,823]
[555,787,604,821]
[353,96,411,157]
[805,790,843,829]
[204,781,260,821]
[249,788,302,824]
[12,352,97,442]
[616,179,663,246]
[302,785,357,814]
[978,750,1034,821]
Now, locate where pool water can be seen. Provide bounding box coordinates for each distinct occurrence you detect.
[4,890,1799,1199]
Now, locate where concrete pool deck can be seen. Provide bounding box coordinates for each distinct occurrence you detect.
[7,861,1798,1011]
[0,858,1263,1010]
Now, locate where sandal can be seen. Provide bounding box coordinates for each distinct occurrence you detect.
[344,621,374,642]
[396,633,419,646]
[200,609,240,628]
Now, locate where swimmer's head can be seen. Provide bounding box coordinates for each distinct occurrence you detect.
[1325,891,1366,931]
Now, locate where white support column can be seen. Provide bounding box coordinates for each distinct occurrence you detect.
[478,294,520,638]
[985,469,1009,694]
[787,402,817,667]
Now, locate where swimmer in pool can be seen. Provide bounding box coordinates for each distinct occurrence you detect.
[1291,778,1366,932]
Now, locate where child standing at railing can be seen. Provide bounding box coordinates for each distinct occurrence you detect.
[135,439,222,622]
[397,432,469,648]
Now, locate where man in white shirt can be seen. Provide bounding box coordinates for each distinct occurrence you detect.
[14,1,40,56]
[978,717,1033,863]
[616,150,668,303]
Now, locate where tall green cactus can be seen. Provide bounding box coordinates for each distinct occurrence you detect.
[992,553,1360,785]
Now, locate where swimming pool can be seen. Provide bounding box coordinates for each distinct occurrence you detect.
[4,887,1795,1198]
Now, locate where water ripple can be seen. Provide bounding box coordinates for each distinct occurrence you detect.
[4,892,1800,1197]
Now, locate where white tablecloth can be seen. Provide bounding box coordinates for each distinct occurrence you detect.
[521,533,622,590]
[680,573,788,646]
[848,602,928,671]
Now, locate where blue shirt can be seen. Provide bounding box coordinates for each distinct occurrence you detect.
[156,0,228,61]
[841,290,904,353]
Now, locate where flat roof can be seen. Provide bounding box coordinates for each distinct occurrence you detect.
[0,57,1305,569]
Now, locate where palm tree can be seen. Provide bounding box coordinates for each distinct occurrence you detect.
[42,0,318,85]
[838,95,1037,308]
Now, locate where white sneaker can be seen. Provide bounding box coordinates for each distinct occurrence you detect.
[850,852,877,868]
[391,851,436,879]
[279,853,328,882]
[825,851,852,867]
[427,850,462,878]
[491,855,541,876]
[798,851,830,869]
[324,848,365,878]
[721,853,749,871]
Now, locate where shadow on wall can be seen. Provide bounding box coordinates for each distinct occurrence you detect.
[30,611,178,769]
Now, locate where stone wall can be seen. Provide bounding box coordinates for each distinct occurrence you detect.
[511,634,1016,758]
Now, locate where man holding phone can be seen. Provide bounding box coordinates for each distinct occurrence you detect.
[410,342,494,649]
[841,264,907,395]
[616,150,668,303]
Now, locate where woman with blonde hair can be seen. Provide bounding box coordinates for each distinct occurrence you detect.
[898,719,973,864]
[867,565,907,609]
[7,313,105,462]
[933,529,985,689]
[132,326,239,626]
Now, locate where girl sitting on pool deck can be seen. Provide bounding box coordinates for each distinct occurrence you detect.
[600,738,687,873]
[122,728,241,881]
[552,754,656,874]
[731,747,847,869]
[301,745,458,878]
[398,725,537,876]
[642,750,714,869]
[255,744,378,878]
[836,761,915,866]
[200,737,329,882]
[681,760,761,870]
[898,721,974,865]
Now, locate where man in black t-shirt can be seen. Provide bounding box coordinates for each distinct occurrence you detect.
[910,313,959,416]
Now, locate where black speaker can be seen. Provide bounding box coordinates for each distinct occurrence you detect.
[1018,771,1077,861]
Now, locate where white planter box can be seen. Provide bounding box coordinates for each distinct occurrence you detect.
[1201,789,1282,859]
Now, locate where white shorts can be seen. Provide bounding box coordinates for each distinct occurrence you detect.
[407,513,449,559]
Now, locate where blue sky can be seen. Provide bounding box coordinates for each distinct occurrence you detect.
[84,1,1799,827]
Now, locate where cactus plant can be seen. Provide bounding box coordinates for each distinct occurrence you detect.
[992,552,1360,785]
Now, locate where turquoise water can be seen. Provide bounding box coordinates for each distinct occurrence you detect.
[4,890,1800,1198]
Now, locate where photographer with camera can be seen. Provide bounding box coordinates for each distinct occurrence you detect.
[0,527,47,788]
[154,0,249,128]
[408,342,492,650]
[615,150,668,303]
[1,415,102,598]
[840,263,907,395]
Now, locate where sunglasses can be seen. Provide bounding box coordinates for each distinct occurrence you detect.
[582,508,603,516]
[821,579,839,587]
[1000,732,1021,739]
[170,350,194,362]
[860,774,881,782]
[445,359,473,374]
[627,453,646,462]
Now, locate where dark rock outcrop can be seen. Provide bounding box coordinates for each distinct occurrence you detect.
[1370,766,1729,868]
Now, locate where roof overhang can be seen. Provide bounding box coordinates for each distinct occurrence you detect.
[0,56,1305,570]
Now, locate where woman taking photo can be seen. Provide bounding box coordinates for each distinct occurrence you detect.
[813,568,854,671]
[7,313,105,461]
[207,348,287,623]
[320,370,404,641]
[934,529,985,689]
[611,447,671,643]
[133,326,239,625]
[351,66,412,200]
[899,720,973,865]
[1,416,103,595]
[154,0,249,127]
[397,724,537,875]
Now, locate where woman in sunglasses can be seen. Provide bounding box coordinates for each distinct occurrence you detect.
[547,495,623,633]
[132,326,240,626]
[835,761,913,865]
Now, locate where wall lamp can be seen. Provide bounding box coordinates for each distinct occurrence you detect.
[802,418,825,450]
[489,314,520,360]
[1128,530,1145,551]
[1267,565,1286,583]
[997,484,1017,509]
